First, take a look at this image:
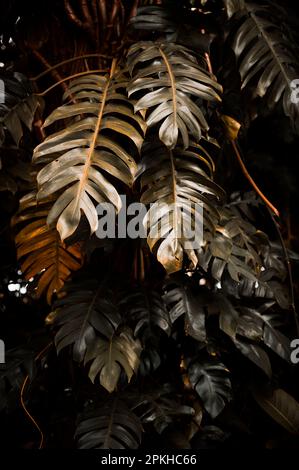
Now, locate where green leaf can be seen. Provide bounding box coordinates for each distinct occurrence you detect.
[0,72,40,145]
[227,2,299,130]
[236,305,291,361]
[163,283,206,342]
[75,397,143,449]
[54,281,142,392]
[129,6,177,34]
[33,69,145,240]
[234,339,272,377]
[252,388,299,434]
[139,139,224,273]
[127,42,222,149]
[53,280,121,362]
[120,287,171,342]
[12,192,83,304]
[202,206,260,284]
[132,384,194,434]
[187,360,232,418]
[223,0,245,18]
[217,294,239,340]
[85,328,141,392]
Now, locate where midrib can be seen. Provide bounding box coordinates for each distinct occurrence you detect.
[248,7,290,86]
[71,59,117,216]
[159,46,177,134]
[169,149,179,246]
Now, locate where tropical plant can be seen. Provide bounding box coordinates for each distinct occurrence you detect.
[0,0,299,450]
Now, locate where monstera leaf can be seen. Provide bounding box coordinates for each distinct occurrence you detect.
[0,73,39,193]
[214,294,276,377]
[234,338,272,377]
[12,192,83,304]
[252,387,299,434]
[138,139,224,273]
[53,281,121,362]
[132,384,194,434]
[129,6,177,33]
[138,346,162,376]
[223,0,245,18]
[216,293,290,365]
[218,199,289,306]
[163,282,206,342]
[120,287,171,342]
[33,66,146,240]
[0,72,40,146]
[261,311,291,361]
[222,275,289,309]
[127,41,222,149]
[129,5,216,55]
[235,304,291,361]
[227,2,299,129]
[84,328,141,392]
[198,205,261,284]
[53,281,141,392]
[193,425,229,449]
[187,359,232,418]
[75,396,143,449]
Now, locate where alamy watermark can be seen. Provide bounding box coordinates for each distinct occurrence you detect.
[0,79,4,104]
[95,195,204,249]
[0,339,5,365]
[290,79,299,104]
[291,339,299,364]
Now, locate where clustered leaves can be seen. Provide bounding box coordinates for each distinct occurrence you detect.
[0,73,40,193]
[1,0,299,450]
[224,0,299,130]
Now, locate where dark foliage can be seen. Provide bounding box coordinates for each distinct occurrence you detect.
[0,0,299,450]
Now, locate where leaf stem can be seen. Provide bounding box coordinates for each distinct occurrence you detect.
[159,46,177,144]
[35,69,107,97]
[31,50,69,95]
[267,208,299,336]
[30,54,111,81]
[20,342,52,449]
[231,140,280,217]
[70,59,117,223]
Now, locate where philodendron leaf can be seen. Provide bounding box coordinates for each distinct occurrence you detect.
[53,281,122,362]
[131,384,194,434]
[223,0,245,18]
[187,360,232,418]
[234,339,272,378]
[0,72,40,145]
[236,305,291,362]
[76,396,143,449]
[84,328,141,393]
[163,283,206,342]
[33,67,145,240]
[129,6,177,34]
[198,205,266,286]
[12,192,83,304]
[138,139,224,273]
[227,2,299,130]
[127,41,222,149]
[260,312,291,361]
[252,388,299,434]
[53,281,141,392]
[120,287,171,343]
